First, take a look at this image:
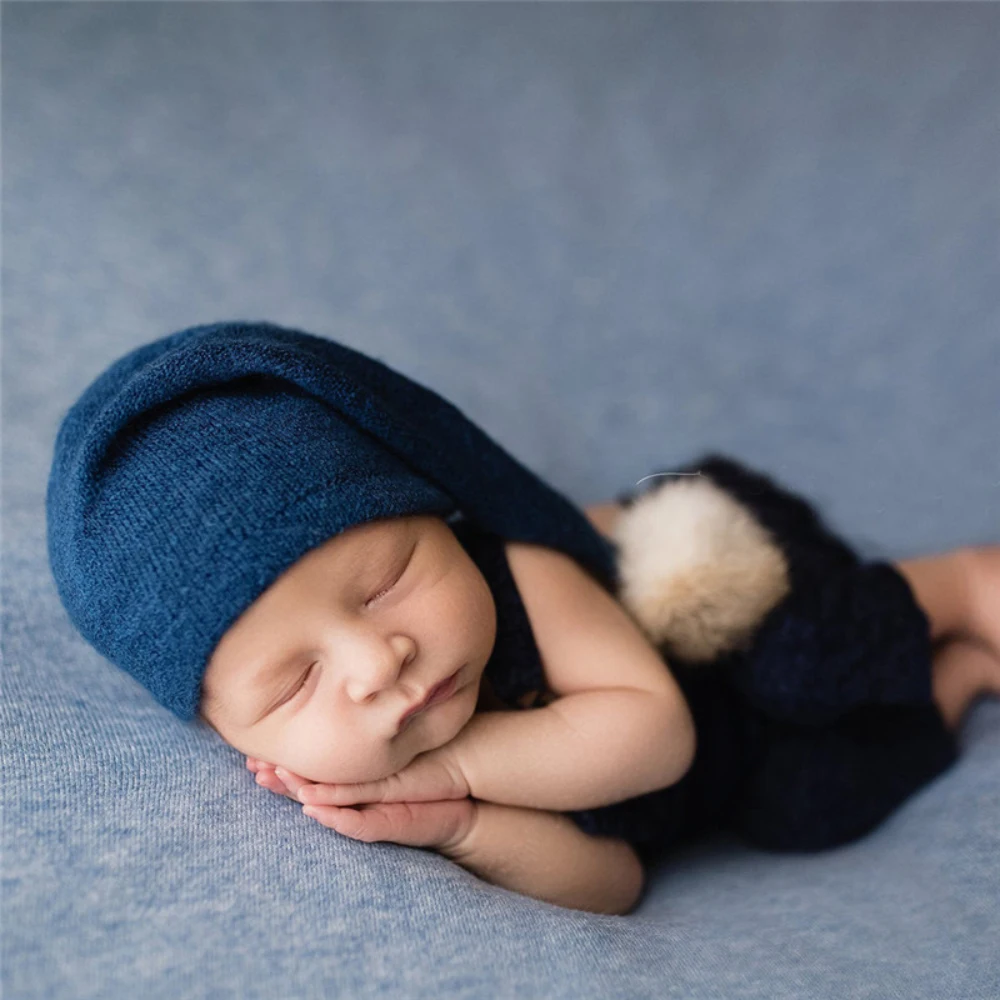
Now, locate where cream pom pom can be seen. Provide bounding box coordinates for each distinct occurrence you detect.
[613,475,792,663]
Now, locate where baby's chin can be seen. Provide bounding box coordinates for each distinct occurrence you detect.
[293,734,451,785]
[344,677,479,783]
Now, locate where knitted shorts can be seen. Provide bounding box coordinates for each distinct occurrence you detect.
[570,454,960,862]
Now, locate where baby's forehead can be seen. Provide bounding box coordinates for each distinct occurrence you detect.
[323,512,425,554]
[220,515,408,621]
[295,511,447,578]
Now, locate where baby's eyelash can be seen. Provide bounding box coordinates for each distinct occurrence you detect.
[290,662,314,699]
[366,579,396,606]
[365,549,412,607]
[273,663,313,709]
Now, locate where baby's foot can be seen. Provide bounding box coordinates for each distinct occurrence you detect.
[968,545,1000,667]
[931,635,1000,731]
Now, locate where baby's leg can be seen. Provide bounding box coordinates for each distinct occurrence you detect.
[583,501,622,541]
[896,545,1000,655]
[967,545,1000,662]
[896,545,1000,729]
[930,635,1000,731]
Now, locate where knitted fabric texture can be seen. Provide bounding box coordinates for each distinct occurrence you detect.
[46,320,618,721]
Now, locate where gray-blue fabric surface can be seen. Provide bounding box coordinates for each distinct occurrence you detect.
[3,4,998,998]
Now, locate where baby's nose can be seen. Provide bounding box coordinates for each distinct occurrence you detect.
[343,635,415,702]
[345,659,404,702]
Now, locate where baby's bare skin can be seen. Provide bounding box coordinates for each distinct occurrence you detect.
[896,545,1000,729]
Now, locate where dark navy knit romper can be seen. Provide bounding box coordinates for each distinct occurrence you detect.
[449,453,960,868]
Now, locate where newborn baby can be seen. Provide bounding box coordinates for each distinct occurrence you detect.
[199,509,696,916]
[200,489,1000,915]
[47,320,1000,918]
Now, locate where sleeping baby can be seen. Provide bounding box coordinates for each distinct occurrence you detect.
[46,321,1000,915]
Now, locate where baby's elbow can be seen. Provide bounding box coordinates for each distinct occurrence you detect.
[611,842,647,916]
[681,710,698,779]
[662,699,697,787]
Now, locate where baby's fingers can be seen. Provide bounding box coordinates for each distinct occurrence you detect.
[272,767,315,800]
[293,775,397,807]
[248,761,310,801]
[302,800,473,849]
[254,767,293,798]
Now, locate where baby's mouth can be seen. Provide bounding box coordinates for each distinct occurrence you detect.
[397,669,461,733]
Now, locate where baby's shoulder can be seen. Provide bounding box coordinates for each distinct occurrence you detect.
[502,539,601,630]
[503,539,600,589]
[503,539,679,700]
[503,538,622,608]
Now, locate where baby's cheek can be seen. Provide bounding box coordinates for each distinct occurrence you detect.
[282,734,399,786]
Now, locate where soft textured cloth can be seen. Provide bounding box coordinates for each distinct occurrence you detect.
[8,5,999,998]
[45,320,617,721]
[453,456,960,865]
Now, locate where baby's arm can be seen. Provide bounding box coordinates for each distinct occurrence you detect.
[284,540,696,814]
[440,801,645,915]
[260,765,646,916]
[451,539,696,810]
[449,693,691,811]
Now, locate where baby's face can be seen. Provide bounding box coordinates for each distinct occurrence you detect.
[199,514,497,784]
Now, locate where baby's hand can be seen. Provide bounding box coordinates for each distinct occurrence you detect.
[247,745,470,807]
[245,755,477,851]
[246,755,300,800]
[310,797,478,850]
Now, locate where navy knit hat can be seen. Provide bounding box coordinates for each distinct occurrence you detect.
[46,320,617,721]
